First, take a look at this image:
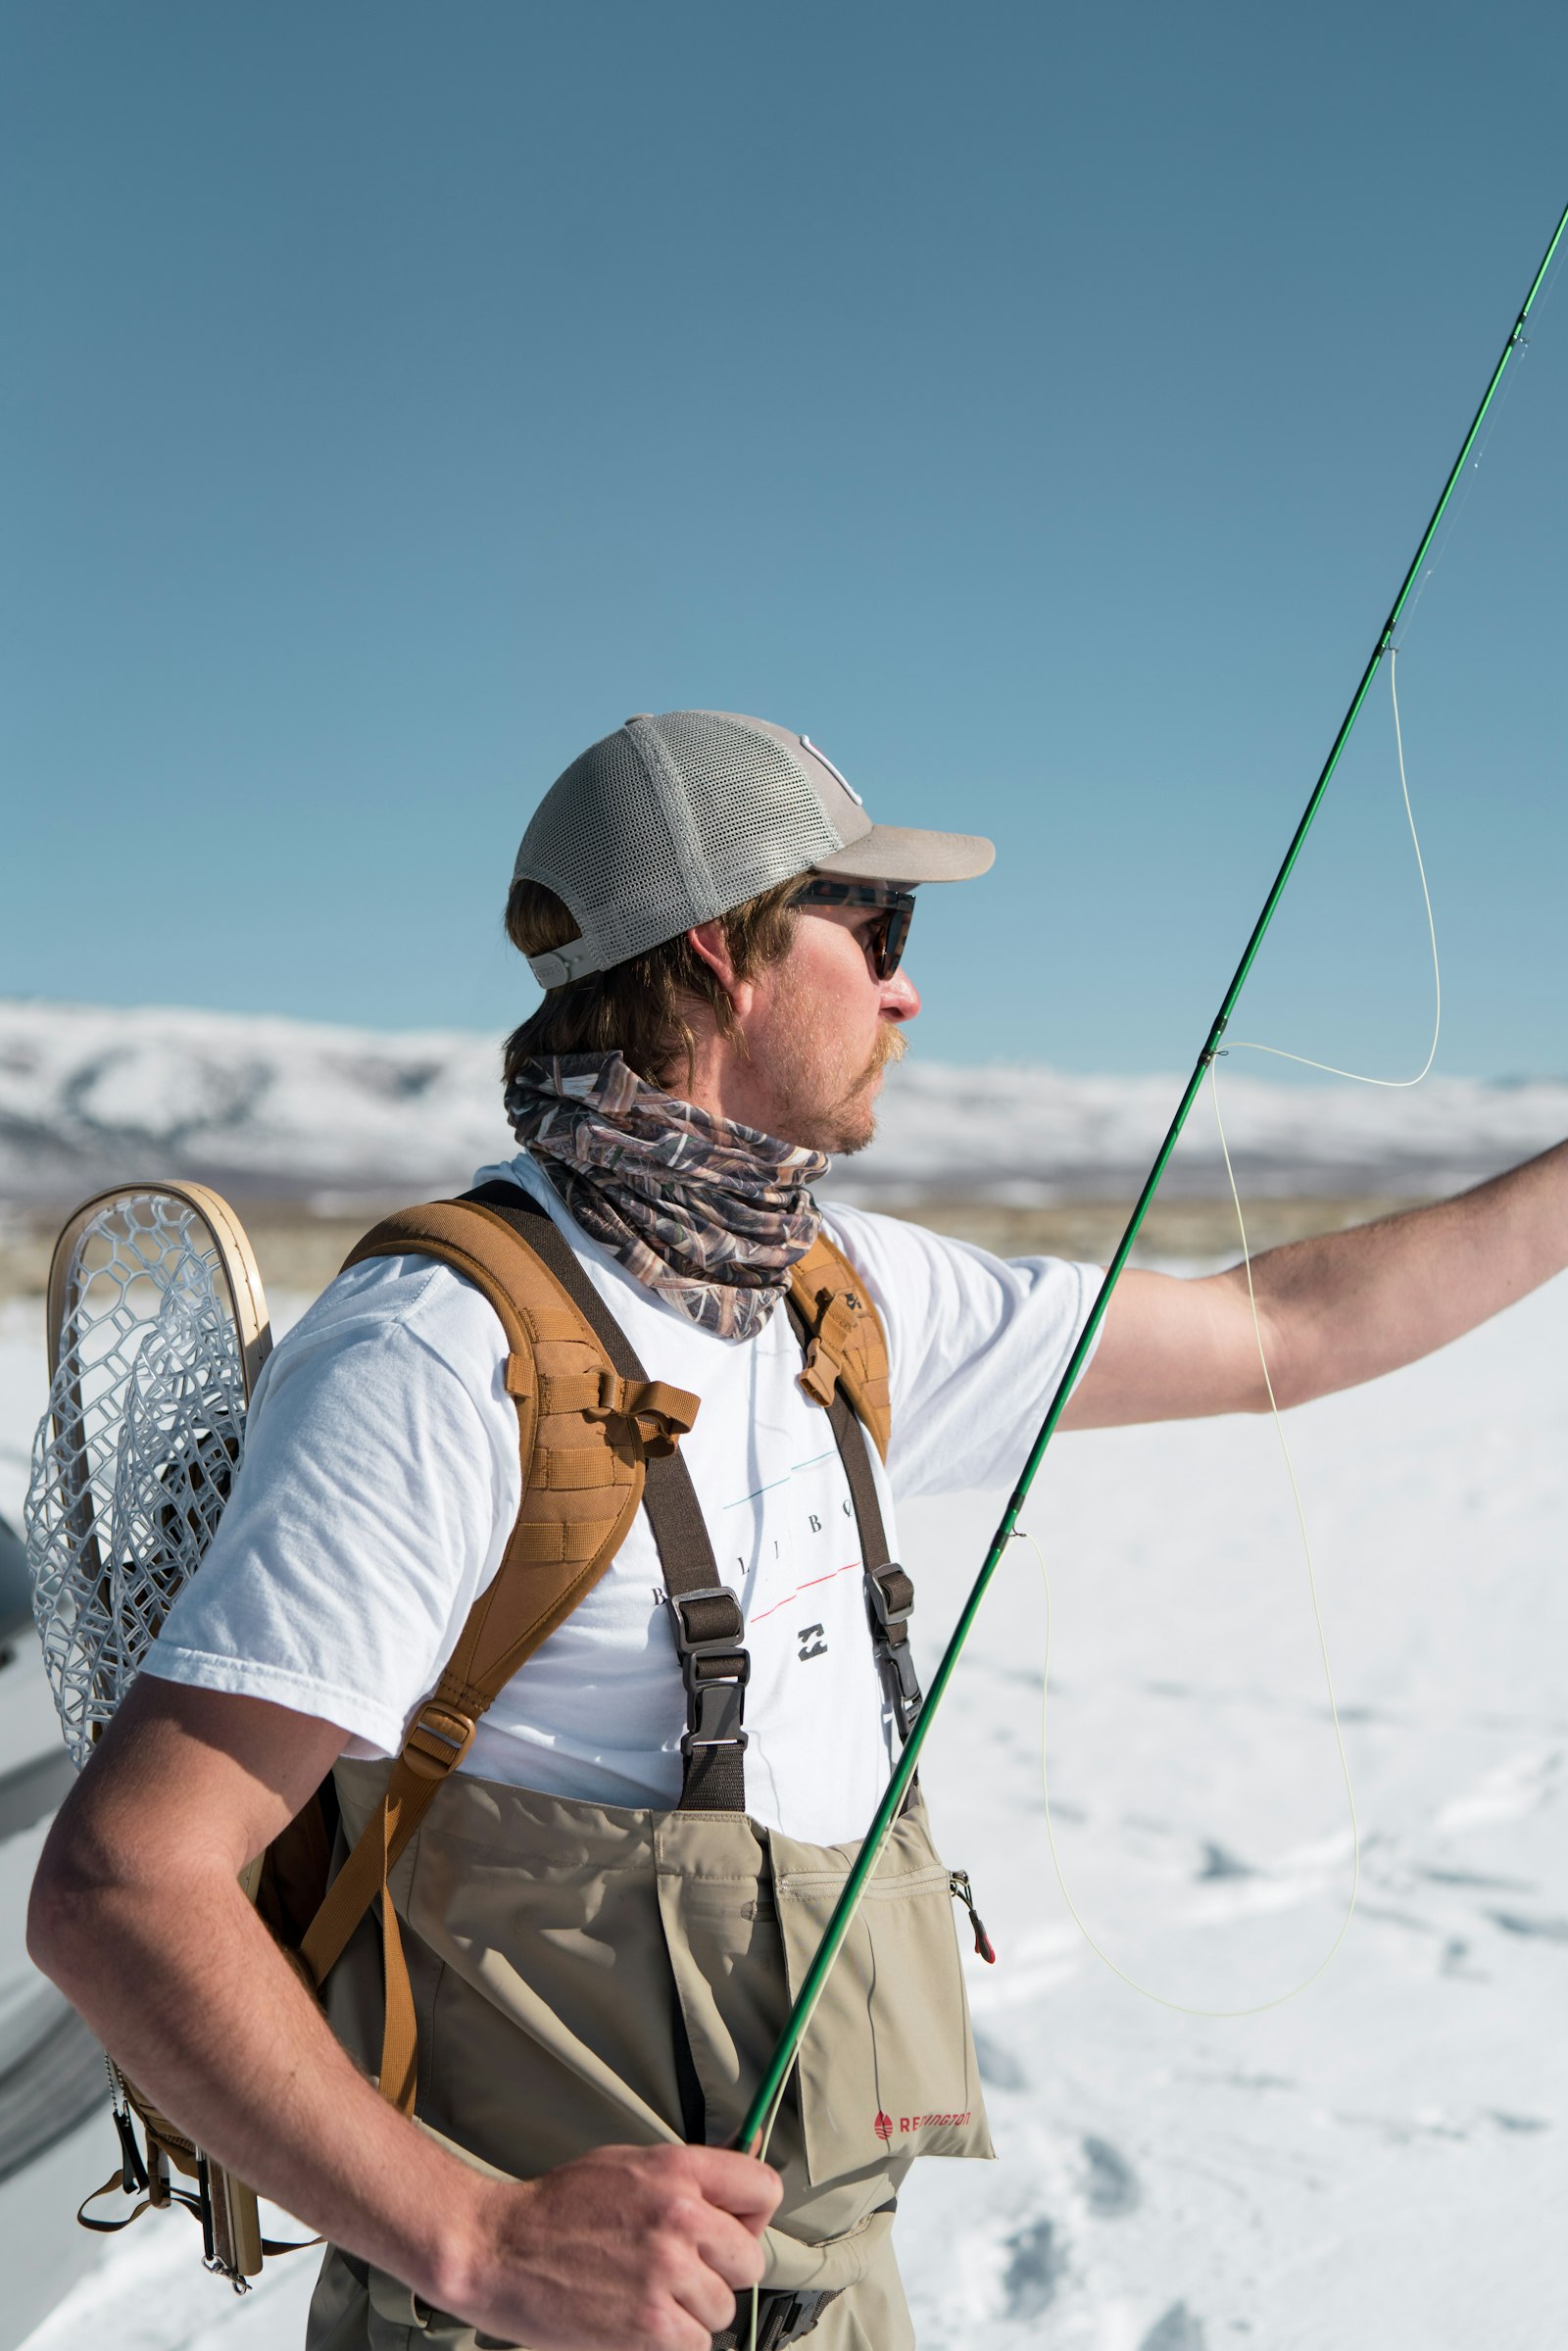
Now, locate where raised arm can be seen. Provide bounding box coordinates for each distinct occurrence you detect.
[1065,1138,1568,1428]
[27,1677,777,2351]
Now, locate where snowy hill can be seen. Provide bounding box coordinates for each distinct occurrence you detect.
[3,998,1566,1207]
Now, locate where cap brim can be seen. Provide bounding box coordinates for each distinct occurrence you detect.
[810,823,995,885]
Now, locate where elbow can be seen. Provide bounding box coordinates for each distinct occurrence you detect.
[1240,1299,1318,1415]
[26,1808,124,2001]
[1242,1368,1312,1416]
[1242,1367,1315,1417]
[27,1839,93,1995]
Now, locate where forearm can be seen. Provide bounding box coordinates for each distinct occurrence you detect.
[26,1675,777,2351]
[28,1849,481,2312]
[1072,1139,1568,1428]
[1247,1138,1568,1406]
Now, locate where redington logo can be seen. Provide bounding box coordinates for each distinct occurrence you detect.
[872,2109,971,2137]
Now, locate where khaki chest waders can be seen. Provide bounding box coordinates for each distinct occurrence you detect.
[292,1189,992,2350]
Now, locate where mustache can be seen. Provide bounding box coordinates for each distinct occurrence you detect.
[872,1021,907,1074]
[854,1021,907,1094]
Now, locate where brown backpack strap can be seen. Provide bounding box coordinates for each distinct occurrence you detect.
[466,1185,751,1816]
[297,1194,702,2107]
[301,1202,906,2109]
[298,1185,761,2113]
[788,1233,892,1461]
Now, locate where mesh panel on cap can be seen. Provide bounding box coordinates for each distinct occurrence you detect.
[645,711,840,904]
[515,711,842,972]
[514,728,690,970]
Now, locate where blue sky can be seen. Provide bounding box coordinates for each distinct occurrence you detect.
[3,2,1564,1077]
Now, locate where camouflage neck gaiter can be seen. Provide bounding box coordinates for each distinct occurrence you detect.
[503,1052,829,1343]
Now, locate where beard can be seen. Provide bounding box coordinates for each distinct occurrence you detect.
[767,1011,907,1157]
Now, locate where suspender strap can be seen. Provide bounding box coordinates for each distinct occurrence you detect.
[464,1185,750,1813]
[786,1295,923,1744]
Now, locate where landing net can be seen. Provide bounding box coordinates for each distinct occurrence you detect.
[24,1190,263,1769]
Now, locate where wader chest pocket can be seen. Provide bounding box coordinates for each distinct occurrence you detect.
[769,1806,994,2184]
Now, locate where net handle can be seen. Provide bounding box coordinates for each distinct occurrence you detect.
[46,1182,274,1398]
[39,1180,274,2280]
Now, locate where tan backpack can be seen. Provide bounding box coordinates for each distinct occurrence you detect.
[95,1183,912,2276]
[286,1180,910,2117]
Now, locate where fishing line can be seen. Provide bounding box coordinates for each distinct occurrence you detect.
[734,194,1568,2160]
[1031,649,1438,2010]
[1226,653,1439,1083]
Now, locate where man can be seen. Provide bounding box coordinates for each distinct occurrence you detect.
[28,711,1568,2351]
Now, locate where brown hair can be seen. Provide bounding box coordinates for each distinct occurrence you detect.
[502,878,803,1092]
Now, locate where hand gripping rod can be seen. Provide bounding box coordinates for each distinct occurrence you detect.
[737,194,1568,2155]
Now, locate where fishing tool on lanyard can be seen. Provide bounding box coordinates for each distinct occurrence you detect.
[738,194,1568,2156]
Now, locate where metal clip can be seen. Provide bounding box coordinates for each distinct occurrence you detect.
[949,1868,997,1964]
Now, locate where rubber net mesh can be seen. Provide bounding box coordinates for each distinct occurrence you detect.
[24,1194,248,1769]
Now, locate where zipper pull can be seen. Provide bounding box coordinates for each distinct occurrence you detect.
[950,1869,996,1964]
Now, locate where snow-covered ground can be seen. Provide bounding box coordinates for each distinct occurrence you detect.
[6,996,1568,1207]
[2,1267,1564,2348]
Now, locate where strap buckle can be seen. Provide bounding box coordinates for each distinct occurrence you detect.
[865,1560,923,1727]
[866,1560,913,1630]
[756,2285,838,2348]
[667,1586,746,1679]
[586,1370,700,1460]
[666,1587,750,1753]
[679,1683,750,1755]
[402,1699,476,1781]
[796,1283,865,1409]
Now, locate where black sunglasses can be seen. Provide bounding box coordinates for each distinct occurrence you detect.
[793,879,916,981]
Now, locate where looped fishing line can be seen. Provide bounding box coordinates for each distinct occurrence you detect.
[738,659,1431,2319]
[730,195,1565,2176]
[1226,652,1439,1084]
[1030,651,1440,2014]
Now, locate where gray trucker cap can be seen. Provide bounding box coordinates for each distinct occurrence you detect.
[514,709,995,987]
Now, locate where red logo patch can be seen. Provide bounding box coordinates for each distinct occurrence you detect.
[873,2111,894,2142]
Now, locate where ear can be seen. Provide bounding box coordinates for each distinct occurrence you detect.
[686,918,767,1036]
[686,918,741,1000]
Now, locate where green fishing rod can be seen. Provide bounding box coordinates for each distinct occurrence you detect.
[738,194,1568,2155]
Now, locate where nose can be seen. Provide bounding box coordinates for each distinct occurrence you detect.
[882,967,920,1022]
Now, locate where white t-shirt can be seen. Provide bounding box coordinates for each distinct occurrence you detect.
[146,1156,1100,1843]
